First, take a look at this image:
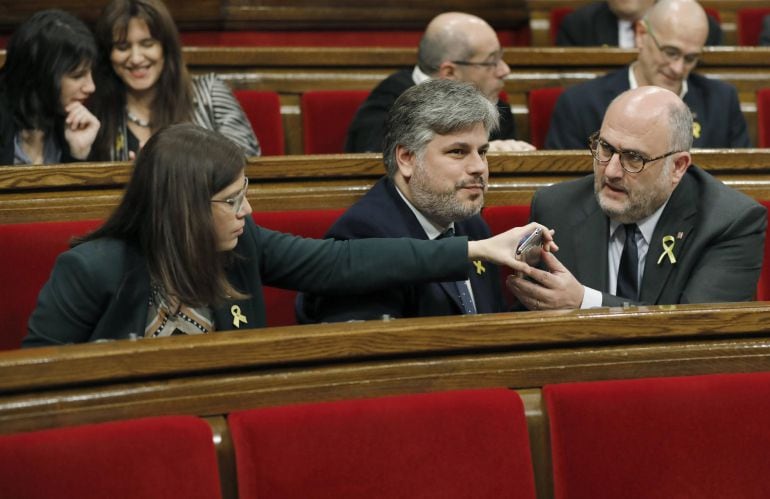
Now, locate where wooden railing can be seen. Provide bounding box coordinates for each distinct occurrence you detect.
[2,149,770,224]
[2,301,770,498]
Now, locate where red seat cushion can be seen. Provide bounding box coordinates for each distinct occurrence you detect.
[0,416,222,499]
[0,219,101,350]
[252,209,345,326]
[549,7,575,44]
[546,372,770,499]
[757,88,770,148]
[234,90,285,156]
[528,87,564,149]
[301,90,370,154]
[738,8,770,46]
[229,388,536,499]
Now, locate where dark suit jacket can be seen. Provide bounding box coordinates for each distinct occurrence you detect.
[530,166,766,306]
[344,68,517,153]
[556,1,722,46]
[545,67,750,149]
[25,217,469,346]
[298,177,506,322]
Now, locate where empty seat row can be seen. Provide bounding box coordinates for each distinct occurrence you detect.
[4,372,770,498]
[239,87,770,156]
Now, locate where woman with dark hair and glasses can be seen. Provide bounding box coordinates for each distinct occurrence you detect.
[0,9,100,165]
[25,124,552,346]
[89,0,259,161]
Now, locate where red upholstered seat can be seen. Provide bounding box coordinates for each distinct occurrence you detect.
[301,90,369,154]
[528,87,564,149]
[549,7,575,44]
[252,209,345,327]
[545,372,770,499]
[229,388,537,499]
[234,90,285,156]
[0,416,222,499]
[757,88,770,148]
[738,8,770,46]
[0,219,101,350]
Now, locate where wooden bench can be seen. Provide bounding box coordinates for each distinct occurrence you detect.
[2,301,770,499]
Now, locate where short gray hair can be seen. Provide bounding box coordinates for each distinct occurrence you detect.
[668,101,693,151]
[383,79,499,177]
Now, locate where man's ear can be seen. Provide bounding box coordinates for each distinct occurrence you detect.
[633,19,648,49]
[396,144,417,179]
[670,151,692,186]
[437,61,458,80]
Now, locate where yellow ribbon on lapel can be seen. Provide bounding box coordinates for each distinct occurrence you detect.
[473,260,486,275]
[231,305,247,328]
[656,235,677,265]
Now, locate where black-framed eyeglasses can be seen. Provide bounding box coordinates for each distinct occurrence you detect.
[211,177,249,213]
[451,57,504,69]
[644,20,700,66]
[589,132,681,174]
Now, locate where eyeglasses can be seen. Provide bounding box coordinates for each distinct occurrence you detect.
[211,177,249,213]
[589,132,681,174]
[644,20,700,66]
[451,56,504,69]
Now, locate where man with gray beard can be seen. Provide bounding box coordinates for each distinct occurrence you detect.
[508,86,766,310]
[297,80,508,322]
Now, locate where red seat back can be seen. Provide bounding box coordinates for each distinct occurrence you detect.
[0,219,101,350]
[528,87,564,149]
[549,7,575,44]
[545,372,770,499]
[301,90,369,154]
[737,8,770,46]
[234,90,285,156]
[0,416,222,499]
[252,209,345,327]
[229,389,536,499]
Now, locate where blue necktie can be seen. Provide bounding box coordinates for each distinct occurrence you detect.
[616,223,639,300]
[439,228,477,314]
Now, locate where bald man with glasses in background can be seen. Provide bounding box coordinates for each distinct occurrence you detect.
[545,0,749,150]
[345,11,534,153]
[509,86,765,310]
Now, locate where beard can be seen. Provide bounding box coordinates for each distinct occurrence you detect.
[594,159,673,223]
[409,161,487,227]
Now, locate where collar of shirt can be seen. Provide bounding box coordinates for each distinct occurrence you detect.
[394,183,453,239]
[412,65,432,85]
[628,64,688,99]
[617,19,636,49]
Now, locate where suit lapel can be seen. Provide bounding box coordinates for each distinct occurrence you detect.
[573,197,611,292]
[640,174,697,303]
[214,259,259,331]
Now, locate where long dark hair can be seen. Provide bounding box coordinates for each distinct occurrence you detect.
[0,9,96,132]
[91,0,194,160]
[79,123,247,307]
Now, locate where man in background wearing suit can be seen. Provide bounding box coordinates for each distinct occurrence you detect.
[556,0,722,47]
[298,80,507,323]
[345,11,533,153]
[546,0,747,149]
[509,86,765,310]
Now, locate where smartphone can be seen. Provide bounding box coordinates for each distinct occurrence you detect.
[515,228,543,266]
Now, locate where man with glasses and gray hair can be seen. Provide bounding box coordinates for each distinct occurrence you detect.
[345,11,534,153]
[546,0,749,149]
[508,85,765,310]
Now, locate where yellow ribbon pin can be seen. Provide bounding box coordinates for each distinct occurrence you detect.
[657,235,677,265]
[231,305,247,328]
[473,260,486,275]
[692,121,701,139]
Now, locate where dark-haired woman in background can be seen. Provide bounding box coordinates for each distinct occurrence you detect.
[0,9,100,165]
[26,123,551,346]
[90,0,259,160]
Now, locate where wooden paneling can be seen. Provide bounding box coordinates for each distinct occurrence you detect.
[1,150,770,224]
